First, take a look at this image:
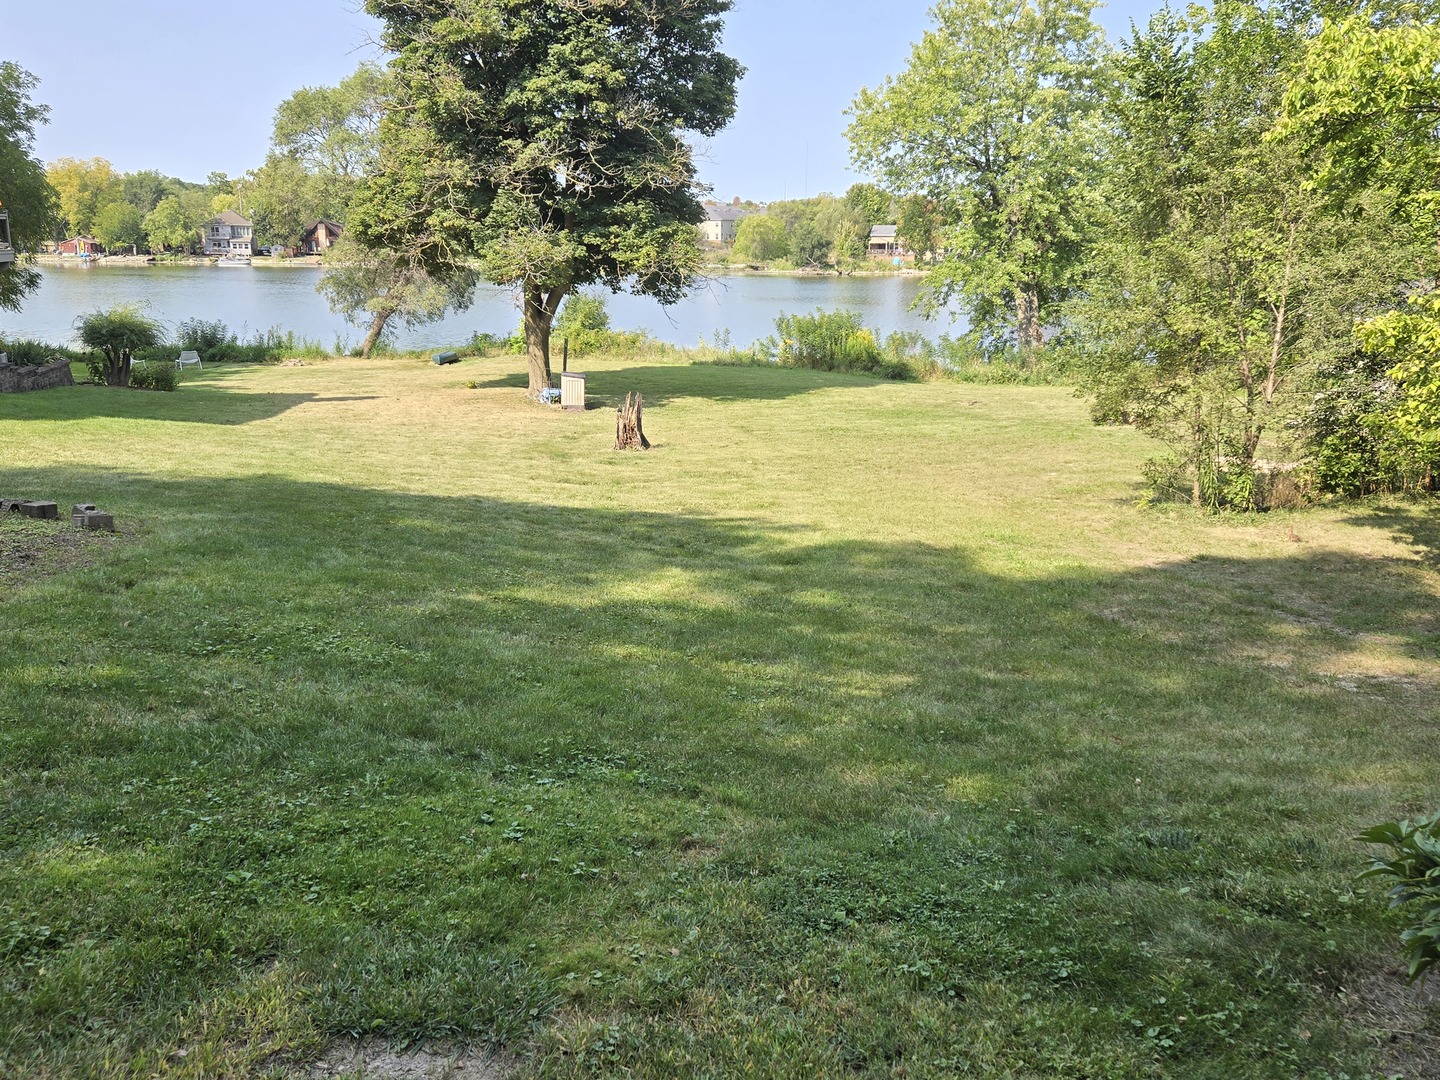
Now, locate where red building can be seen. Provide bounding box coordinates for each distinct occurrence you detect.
[58,236,102,256]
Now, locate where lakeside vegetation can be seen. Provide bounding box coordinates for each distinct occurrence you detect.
[3,350,1438,1077]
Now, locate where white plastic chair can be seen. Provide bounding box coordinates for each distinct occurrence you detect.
[176,350,202,370]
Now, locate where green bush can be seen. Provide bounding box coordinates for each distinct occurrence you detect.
[545,292,656,358]
[766,310,939,381]
[128,361,177,391]
[938,335,1076,385]
[0,338,85,367]
[1357,811,1440,982]
[173,320,326,364]
[76,306,165,386]
[176,318,232,361]
[1306,351,1440,496]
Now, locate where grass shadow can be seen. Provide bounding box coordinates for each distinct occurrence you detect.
[0,464,1436,1075]
[465,362,902,408]
[1343,500,1440,569]
[2,381,378,425]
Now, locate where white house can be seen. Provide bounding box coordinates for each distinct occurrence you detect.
[202,211,255,257]
[699,202,752,245]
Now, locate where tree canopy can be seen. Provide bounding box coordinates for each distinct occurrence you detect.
[1071,1,1414,507]
[847,0,1107,352]
[318,236,478,358]
[245,64,388,248]
[0,62,56,311]
[352,0,742,393]
[46,156,119,238]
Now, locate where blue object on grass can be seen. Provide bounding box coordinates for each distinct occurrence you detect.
[539,387,562,404]
[433,351,460,365]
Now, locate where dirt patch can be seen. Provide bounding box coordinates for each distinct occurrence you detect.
[304,1040,515,1079]
[0,515,119,587]
[1339,966,1440,1079]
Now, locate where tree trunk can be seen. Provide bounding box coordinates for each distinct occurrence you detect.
[105,348,127,387]
[615,392,651,450]
[361,308,394,358]
[1014,282,1044,356]
[523,284,567,396]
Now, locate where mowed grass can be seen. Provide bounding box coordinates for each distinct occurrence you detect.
[1,353,1437,1078]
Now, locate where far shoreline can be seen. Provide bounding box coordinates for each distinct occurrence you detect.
[35,254,923,280]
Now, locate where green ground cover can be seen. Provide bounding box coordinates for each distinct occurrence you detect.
[1,354,1437,1078]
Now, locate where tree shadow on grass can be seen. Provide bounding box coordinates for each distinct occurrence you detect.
[1343,500,1440,569]
[0,464,1437,1074]
[466,361,900,407]
[2,382,379,425]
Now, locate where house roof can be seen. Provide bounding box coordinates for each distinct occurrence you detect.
[211,210,253,226]
[703,203,752,223]
[302,220,344,233]
[870,225,898,239]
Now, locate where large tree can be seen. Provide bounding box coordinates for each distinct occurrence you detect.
[92,201,145,253]
[352,0,742,395]
[1279,2,1440,438]
[0,62,56,311]
[1072,2,1414,507]
[245,64,388,248]
[847,0,1107,353]
[45,156,119,238]
[144,191,211,254]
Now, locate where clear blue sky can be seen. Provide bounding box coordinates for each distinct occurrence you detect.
[11,1,1166,203]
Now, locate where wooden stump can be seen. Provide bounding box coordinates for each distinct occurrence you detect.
[615,392,651,450]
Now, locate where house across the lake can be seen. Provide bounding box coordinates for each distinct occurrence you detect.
[202,211,255,257]
[868,225,903,259]
[699,202,753,245]
[58,236,103,257]
[299,220,343,255]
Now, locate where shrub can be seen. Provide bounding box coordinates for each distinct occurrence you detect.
[547,292,655,358]
[1306,350,1439,496]
[765,310,938,381]
[939,335,1076,385]
[0,338,84,367]
[1357,812,1440,982]
[75,306,165,386]
[128,362,177,391]
[175,318,233,361]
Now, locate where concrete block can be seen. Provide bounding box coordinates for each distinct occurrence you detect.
[75,511,115,531]
[19,501,58,520]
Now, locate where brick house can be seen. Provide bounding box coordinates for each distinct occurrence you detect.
[299,220,343,255]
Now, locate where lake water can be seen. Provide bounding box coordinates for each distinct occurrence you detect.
[2,263,966,351]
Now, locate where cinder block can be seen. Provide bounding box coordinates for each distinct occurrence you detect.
[75,511,115,532]
[19,501,58,520]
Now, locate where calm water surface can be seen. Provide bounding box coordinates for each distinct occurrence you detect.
[3,263,966,350]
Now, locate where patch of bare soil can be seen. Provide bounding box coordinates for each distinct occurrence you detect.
[304,1040,515,1080]
[0,516,119,587]
[1339,966,1440,1079]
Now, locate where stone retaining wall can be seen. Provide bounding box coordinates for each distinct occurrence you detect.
[0,359,76,393]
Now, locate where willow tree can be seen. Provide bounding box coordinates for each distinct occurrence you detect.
[847,0,1107,353]
[352,0,742,395]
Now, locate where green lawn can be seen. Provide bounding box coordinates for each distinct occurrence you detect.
[1,354,1437,1078]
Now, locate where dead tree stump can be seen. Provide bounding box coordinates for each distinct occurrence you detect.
[615,392,651,450]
